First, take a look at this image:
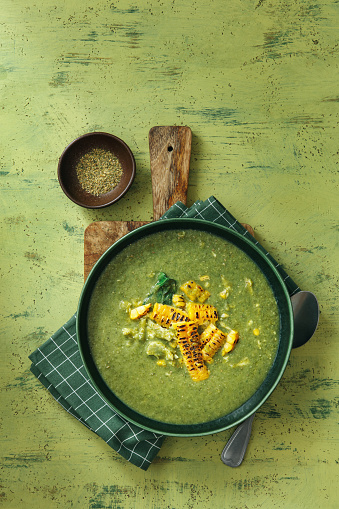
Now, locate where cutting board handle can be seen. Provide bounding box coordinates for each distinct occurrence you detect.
[149,126,192,220]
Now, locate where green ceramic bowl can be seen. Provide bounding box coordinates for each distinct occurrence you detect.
[77,219,293,436]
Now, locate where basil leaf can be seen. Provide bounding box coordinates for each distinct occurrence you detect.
[144,272,177,305]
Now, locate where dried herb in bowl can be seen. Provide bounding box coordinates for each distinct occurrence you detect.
[75,148,123,196]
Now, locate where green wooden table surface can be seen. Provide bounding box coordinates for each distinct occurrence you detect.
[1,1,338,508]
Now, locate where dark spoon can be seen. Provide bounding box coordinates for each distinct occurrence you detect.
[291,291,319,348]
[221,291,319,467]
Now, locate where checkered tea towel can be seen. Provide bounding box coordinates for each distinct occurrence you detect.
[29,196,299,470]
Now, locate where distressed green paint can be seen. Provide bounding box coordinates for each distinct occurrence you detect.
[1,0,338,507]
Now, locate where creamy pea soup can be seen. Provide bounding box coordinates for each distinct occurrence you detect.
[88,229,279,424]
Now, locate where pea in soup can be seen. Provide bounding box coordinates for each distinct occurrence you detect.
[88,229,279,425]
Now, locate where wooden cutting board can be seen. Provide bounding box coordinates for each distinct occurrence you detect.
[84,125,254,280]
[84,126,192,280]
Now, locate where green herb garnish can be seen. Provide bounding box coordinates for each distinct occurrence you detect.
[144,272,177,305]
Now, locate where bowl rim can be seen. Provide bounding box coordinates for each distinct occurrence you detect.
[76,218,294,436]
[57,131,136,209]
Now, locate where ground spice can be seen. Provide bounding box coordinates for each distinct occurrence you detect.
[75,148,123,196]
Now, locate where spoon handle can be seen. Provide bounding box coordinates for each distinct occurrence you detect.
[221,413,255,467]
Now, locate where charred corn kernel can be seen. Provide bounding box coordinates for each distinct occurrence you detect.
[180,280,211,303]
[156,359,166,367]
[129,303,152,320]
[201,324,228,363]
[221,330,240,356]
[222,342,234,354]
[173,320,200,341]
[172,294,186,309]
[228,329,239,344]
[186,302,218,325]
[253,328,260,336]
[199,323,219,347]
[151,303,190,328]
[219,289,229,299]
[174,321,210,382]
[199,275,210,281]
[245,278,253,294]
[199,323,214,347]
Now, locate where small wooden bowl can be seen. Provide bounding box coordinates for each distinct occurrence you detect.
[57,132,136,208]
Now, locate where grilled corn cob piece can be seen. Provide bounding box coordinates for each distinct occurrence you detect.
[221,329,240,355]
[180,280,211,303]
[129,303,152,320]
[201,324,228,363]
[186,302,218,325]
[199,322,224,347]
[172,294,186,309]
[173,321,210,381]
[151,303,190,328]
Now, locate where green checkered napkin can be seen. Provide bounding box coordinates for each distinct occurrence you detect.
[29,196,299,470]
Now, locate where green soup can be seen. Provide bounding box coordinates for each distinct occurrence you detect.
[88,229,279,425]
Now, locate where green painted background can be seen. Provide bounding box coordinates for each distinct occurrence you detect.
[1,0,338,507]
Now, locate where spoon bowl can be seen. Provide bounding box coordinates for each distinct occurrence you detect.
[291,291,319,348]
